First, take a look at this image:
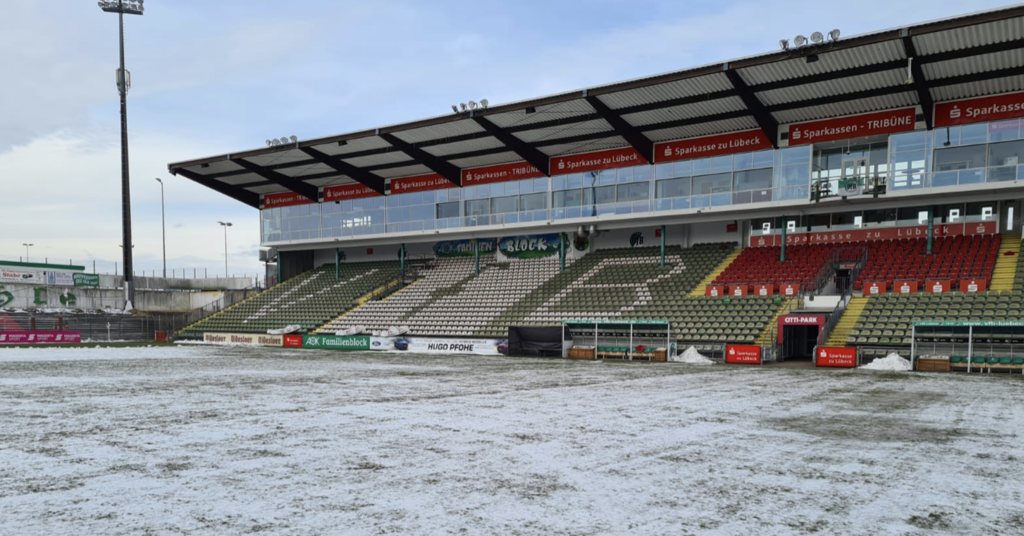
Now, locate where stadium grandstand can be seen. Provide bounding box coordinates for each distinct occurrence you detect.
[170,5,1024,366]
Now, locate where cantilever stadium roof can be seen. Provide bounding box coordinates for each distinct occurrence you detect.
[168,5,1024,208]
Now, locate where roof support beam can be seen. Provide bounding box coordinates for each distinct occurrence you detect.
[472,117,552,175]
[379,133,463,187]
[725,70,779,148]
[230,158,320,201]
[298,147,387,195]
[902,34,934,129]
[584,96,654,163]
[171,168,261,208]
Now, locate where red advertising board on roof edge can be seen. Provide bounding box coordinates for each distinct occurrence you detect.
[323,183,380,201]
[655,129,773,163]
[550,147,644,175]
[390,174,452,194]
[263,192,315,208]
[462,161,544,186]
[934,91,1024,128]
[787,107,917,146]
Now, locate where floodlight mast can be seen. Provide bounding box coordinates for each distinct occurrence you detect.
[98,0,144,310]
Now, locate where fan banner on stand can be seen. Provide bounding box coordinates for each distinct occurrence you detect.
[816,346,857,368]
[725,344,761,364]
[926,280,952,293]
[434,239,496,258]
[498,234,562,259]
[960,279,988,293]
[748,221,997,247]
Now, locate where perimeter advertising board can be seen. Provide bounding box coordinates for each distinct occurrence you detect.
[462,161,544,186]
[73,273,100,287]
[749,221,997,247]
[45,272,75,286]
[655,129,773,162]
[203,333,284,346]
[0,331,82,344]
[550,147,643,174]
[390,173,452,194]
[787,107,916,146]
[926,280,952,294]
[262,192,314,208]
[934,91,1024,127]
[0,269,40,284]
[301,334,370,350]
[323,184,379,201]
[725,344,761,364]
[815,346,857,368]
[960,279,988,293]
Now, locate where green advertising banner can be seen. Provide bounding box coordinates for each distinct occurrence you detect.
[301,334,370,350]
[73,273,100,287]
[434,239,496,258]
[499,233,562,258]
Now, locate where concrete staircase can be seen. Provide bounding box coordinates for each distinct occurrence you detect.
[826,297,868,347]
[990,234,1021,292]
[754,298,797,346]
[689,249,742,297]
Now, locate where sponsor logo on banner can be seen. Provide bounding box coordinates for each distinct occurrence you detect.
[45,271,75,286]
[462,161,544,186]
[406,337,503,355]
[816,346,857,368]
[788,107,917,146]
[960,279,988,293]
[283,334,303,347]
[0,331,82,345]
[705,284,725,297]
[726,344,761,364]
[499,234,562,259]
[753,284,773,297]
[434,239,496,258]
[550,147,643,174]
[203,333,284,346]
[935,91,1024,127]
[0,269,40,284]
[926,280,952,294]
[301,334,370,350]
[655,129,773,163]
[263,192,314,208]
[897,280,919,294]
[866,281,887,295]
[778,315,826,344]
[73,273,100,287]
[390,173,452,194]
[729,285,748,297]
[748,221,997,247]
[780,283,800,297]
[323,184,379,201]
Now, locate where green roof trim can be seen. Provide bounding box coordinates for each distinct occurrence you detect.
[0,260,86,271]
[563,319,671,325]
[915,320,1024,328]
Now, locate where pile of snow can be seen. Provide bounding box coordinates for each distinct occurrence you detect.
[670,346,715,365]
[860,353,912,371]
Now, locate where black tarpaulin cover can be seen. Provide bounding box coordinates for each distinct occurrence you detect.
[507,326,569,357]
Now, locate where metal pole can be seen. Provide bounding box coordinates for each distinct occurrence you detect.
[660,225,666,268]
[223,225,228,277]
[400,243,406,274]
[559,233,565,272]
[967,326,974,374]
[335,248,340,280]
[926,206,935,255]
[780,219,787,263]
[117,4,135,308]
[474,239,480,276]
[158,179,166,277]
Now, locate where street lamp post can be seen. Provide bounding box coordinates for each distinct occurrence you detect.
[98,0,144,309]
[218,222,232,277]
[155,178,166,278]
[22,243,33,263]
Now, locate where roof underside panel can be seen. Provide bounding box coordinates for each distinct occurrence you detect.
[923,48,1024,80]
[484,99,596,129]
[242,149,310,167]
[275,162,335,178]
[341,151,413,168]
[424,136,507,157]
[620,96,747,127]
[305,177,352,187]
[191,160,243,175]
[512,118,612,144]
[644,116,762,143]
[215,173,264,186]
[930,74,1024,102]
[391,120,486,144]
[448,151,523,169]
[596,73,734,110]
[737,41,906,86]
[374,164,432,179]
[538,136,627,158]
[755,69,908,106]
[773,91,918,125]
[311,136,392,156]
[245,184,286,195]
[912,16,1024,55]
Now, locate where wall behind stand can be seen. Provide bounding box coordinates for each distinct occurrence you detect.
[279,250,314,281]
[689,220,744,245]
[312,243,435,265]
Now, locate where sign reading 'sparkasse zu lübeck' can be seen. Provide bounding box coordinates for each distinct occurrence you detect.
[550,147,643,174]
[655,129,773,163]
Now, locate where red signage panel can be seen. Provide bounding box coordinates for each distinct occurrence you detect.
[865,281,887,296]
[323,184,379,202]
[729,284,748,297]
[778,315,826,344]
[753,284,773,297]
[0,331,82,344]
[655,129,773,163]
[390,173,453,194]
[705,284,726,297]
[788,107,917,146]
[895,280,919,295]
[550,147,643,175]
[726,344,761,364]
[816,346,857,368]
[926,280,952,294]
[960,279,988,293]
[935,91,1024,127]
[747,221,998,247]
[283,334,303,348]
[263,192,314,208]
[462,161,543,186]
[780,283,800,297]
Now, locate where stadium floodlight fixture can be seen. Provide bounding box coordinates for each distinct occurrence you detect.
[828,29,841,41]
[480,99,489,108]
[218,222,232,278]
[794,35,808,47]
[452,105,459,113]
[22,243,33,262]
[810,31,824,44]
[265,139,273,147]
[468,101,478,110]
[98,0,144,15]
[460,103,468,111]
[779,39,789,51]
[289,135,298,143]
[279,137,289,145]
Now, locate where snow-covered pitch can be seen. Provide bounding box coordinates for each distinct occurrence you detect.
[2,346,1023,535]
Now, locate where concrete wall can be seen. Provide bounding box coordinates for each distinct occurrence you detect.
[0,283,251,313]
[689,220,744,246]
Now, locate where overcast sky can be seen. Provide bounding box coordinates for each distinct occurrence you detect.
[0,0,1015,279]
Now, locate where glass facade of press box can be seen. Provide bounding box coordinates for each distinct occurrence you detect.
[259,118,1024,244]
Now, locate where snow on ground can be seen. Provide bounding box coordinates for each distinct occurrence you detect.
[861,353,913,371]
[1,347,1023,536]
